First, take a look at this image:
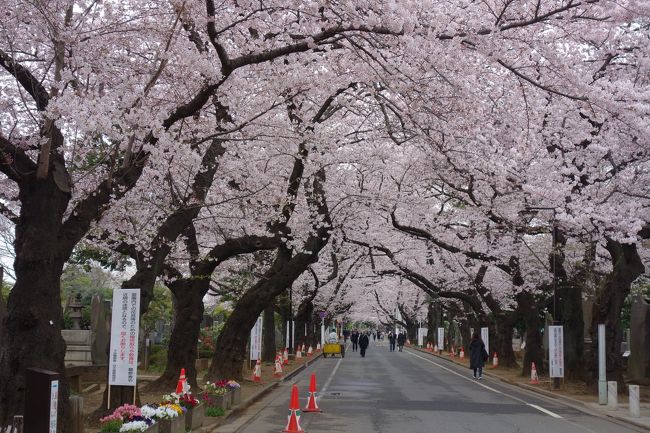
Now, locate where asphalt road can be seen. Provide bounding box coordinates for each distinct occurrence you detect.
[226,340,645,433]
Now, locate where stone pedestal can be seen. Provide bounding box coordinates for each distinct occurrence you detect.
[185,405,205,431]
[607,381,618,410]
[158,415,185,433]
[62,330,93,366]
[230,387,241,406]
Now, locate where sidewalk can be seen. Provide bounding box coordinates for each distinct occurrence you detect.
[409,345,650,430]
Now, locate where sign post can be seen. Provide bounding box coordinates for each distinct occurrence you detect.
[319,311,326,347]
[548,324,564,389]
[250,315,263,361]
[598,324,607,404]
[108,288,140,408]
[481,327,489,356]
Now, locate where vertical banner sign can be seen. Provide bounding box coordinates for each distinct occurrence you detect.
[250,315,263,361]
[109,288,141,386]
[292,320,295,349]
[49,380,59,433]
[417,328,426,347]
[481,327,489,355]
[286,321,290,348]
[437,327,445,349]
[549,325,565,378]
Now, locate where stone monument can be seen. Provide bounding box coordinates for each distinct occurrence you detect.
[61,293,93,366]
[90,294,110,365]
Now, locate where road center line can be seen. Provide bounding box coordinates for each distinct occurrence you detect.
[406,349,563,419]
[321,354,343,393]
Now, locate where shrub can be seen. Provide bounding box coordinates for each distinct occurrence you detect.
[100,420,123,432]
[205,406,225,417]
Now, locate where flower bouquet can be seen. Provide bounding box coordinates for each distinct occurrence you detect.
[202,381,229,410]
[100,405,157,433]
[143,403,185,433]
[226,380,242,406]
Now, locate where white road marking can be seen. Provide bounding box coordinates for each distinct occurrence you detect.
[321,354,343,393]
[406,349,563,419]
[528,403,563,418]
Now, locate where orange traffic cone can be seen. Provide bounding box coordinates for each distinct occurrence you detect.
[459,347,465,359]
[307,346,313,356]
[530,362,539,385]
[283,348,289,365]
[283,384,304,432]
[296,349,303,359]
[491,352,499,369]
[316,343,321,351]
[252,359,262,383]
[274,355,284,378]
[433,344,438,353]
[175,368,186,394]
[427,343,432,352]
[303,373,322,413]
[450,345,456,357]
[406,339,411,345]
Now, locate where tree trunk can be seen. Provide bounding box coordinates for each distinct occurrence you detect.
[553,228,585,381]
[0,177,71,429]
[517,292,545,376]
[588,239,645,388]
[262,302,277,362]
[493,312,517,368]
[149,280,205,390]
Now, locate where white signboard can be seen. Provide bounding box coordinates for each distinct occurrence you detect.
[549,325,565,378]
[481,327,490,356]
[109,289,141,386]
[437,327,445,349]
[49,380,59,433]
[250,315,263,360]
[417,328,427,346]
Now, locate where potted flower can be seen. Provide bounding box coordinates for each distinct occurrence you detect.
[101,405,158,433]
[179,393,204,430]
[215,379,232,409]
[227,380,241,406]
[142,403,185,433]
[202,381,228,410]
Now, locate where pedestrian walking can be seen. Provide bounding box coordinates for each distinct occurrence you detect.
[359,332,370,357]
[351,329,359,352]
[388,332,396,352]
[469,332,488,379]
[397,332,406,352]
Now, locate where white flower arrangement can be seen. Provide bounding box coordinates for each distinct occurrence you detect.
[119,421,149,432]
[141,403,182,420]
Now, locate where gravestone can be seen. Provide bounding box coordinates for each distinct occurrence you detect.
[90,294,110,365]
[628,294,650,384]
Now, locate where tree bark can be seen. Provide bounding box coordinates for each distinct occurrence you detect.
[588,239,645,388]
[262,301,277,362]
[149,279,205,390]
[493,312,517,368]
[517,292,545,376]
[0,174,71,428]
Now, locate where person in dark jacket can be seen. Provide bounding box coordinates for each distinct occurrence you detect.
[397,332,406,352]
[350,329,359,352]
[359,332,370,357]
[469,332,487,379]
[388,332,396,351]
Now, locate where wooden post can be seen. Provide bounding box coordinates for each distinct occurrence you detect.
[70,396,84,433]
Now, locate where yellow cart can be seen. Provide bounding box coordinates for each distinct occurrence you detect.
[323,342,345,358]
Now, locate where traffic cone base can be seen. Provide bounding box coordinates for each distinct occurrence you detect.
[530,362,540,385]
[459,348,465,359]
[252,359,262,383]
[283,384,304,433]
[307,346,313,356]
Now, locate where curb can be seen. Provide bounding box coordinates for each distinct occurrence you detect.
[407,346,648,431]
[203,353,323,433]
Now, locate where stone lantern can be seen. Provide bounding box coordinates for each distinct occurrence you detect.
[68,293,83,330]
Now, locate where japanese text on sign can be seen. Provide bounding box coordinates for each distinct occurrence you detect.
[250,315,263,361]
[549,325,564,378]
[109,289,141,386]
